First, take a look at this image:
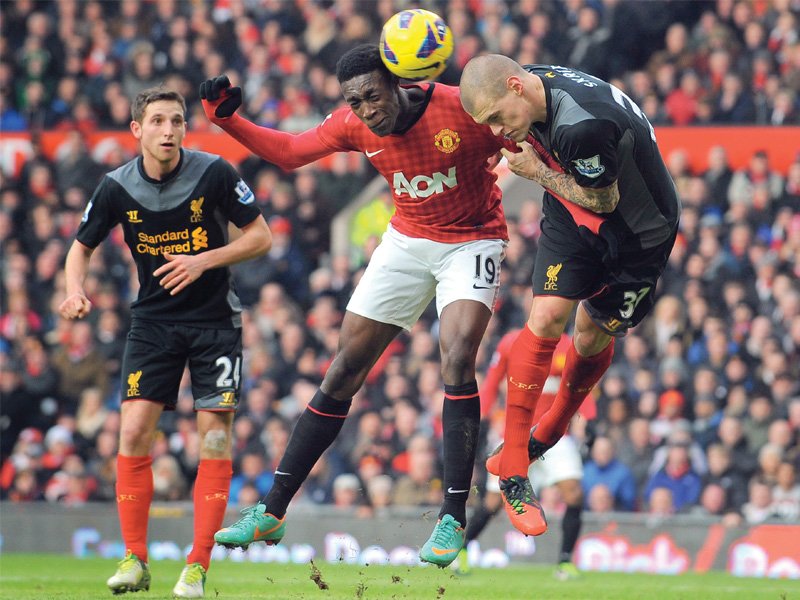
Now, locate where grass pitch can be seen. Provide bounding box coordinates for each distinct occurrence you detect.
[0,554,797,600]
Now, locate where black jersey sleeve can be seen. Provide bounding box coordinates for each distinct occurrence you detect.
[75,176,120,248]
[213,158,262,228]
[554,119,619,189]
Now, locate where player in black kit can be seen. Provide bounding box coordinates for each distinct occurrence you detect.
[459,55,679,538]
[58,87,271,598]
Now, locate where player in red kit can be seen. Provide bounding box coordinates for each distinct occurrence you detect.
[457,328,593,579]
[200,44,510,566]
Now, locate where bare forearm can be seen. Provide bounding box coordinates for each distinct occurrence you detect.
[196,217,271,270]
[531,165,620,214]
[64,241,94,295]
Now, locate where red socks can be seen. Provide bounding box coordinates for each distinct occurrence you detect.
[116,454,154,563]
[536,339,615,445]
[500,326,559,478]
[187,459,233,570]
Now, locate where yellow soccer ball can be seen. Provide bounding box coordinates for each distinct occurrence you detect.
[379,9,453,81]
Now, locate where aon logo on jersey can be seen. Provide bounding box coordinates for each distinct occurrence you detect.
[393,167,457,199]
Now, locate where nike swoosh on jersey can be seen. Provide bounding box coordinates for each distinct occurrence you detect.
[472,283,492,290]
[447,487,470,494]
[275,470,292,476]
[365,149,384,158]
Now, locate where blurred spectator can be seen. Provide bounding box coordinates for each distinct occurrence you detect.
[50,320,109,410]
[152,454,188,502]
[772,461,800,521]
[392,440,441,508]
[229,452,273,505]
[648,487,676,517]
[703,443,747,512]
[742,477,778,524]
[582,437,637,511]
[645,442,702,512]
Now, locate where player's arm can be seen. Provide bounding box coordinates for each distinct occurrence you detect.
[59,240,95,319]
[155,215,271,296]
[501,142,620,213]
[200,76,337,171]
[501,119,621,214]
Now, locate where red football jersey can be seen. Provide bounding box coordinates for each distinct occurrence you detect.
[317,83,508,243]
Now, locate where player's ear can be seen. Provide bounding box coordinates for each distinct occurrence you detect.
[130,119,142,139]
[507,76,523,95]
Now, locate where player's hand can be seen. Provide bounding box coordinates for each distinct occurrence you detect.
[154,253,207,296]
[486,150,503,171]
[199,75,242,121]
[58,292,92,320]
[500,141,546,181]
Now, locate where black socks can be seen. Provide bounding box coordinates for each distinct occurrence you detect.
[559,504,583,563]
[438,381,481,527]
[263,390,351,517]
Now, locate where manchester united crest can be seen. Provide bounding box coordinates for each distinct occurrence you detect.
[434,128,460,154]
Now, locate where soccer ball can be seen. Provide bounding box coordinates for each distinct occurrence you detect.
[379,9,453,81]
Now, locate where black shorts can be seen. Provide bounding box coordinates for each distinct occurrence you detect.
[533,215,677,337]
[121,319,242,411]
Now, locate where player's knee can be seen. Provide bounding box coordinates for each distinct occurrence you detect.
[440,343,477,384]
[529,304,570,337]
[118,424,153,453]
[323,354,368,397]
[201,428,230,456]
[560,480,584,507]
[573,326,611,356]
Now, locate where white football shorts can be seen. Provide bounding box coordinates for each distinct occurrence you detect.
[486,434,584,493]
[347,225,506,330]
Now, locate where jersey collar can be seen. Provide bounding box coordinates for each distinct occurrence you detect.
[137,148,185,185]
[530,70,552,138]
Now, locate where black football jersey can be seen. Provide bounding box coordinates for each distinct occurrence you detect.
[525,65,680,251]
[76,149,261,327]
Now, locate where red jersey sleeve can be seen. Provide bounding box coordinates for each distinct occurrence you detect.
[215,112,352,171]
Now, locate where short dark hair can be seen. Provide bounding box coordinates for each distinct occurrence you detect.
[335,43,394,84]
[131,86,186,122]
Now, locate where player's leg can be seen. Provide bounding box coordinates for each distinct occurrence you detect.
[174,409,234,599]
[533,305,614,447]
[439,299,491,521]
[109,321,179,594]
[531,432,586,579]
[218,229,434,548]
[493,295,572,537]
[499,295,574,478]
[260,312,401,517]
[421,237,501,566]
[554,478,584,580]
[108,401,163,594]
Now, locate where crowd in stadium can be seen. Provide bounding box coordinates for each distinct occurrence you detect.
[1,0,799,528]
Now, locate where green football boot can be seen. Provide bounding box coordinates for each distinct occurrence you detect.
[172,563,206,598]
[419,514,465,567]
[452,547,471,575]
[214,503,286,549]
[106,551,151,595]
[554,561,581,581]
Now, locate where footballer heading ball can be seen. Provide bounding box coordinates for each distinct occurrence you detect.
[379,9,454,81]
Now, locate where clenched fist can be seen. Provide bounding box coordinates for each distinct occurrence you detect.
[59,292,92,320]
[199,75,242,121]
